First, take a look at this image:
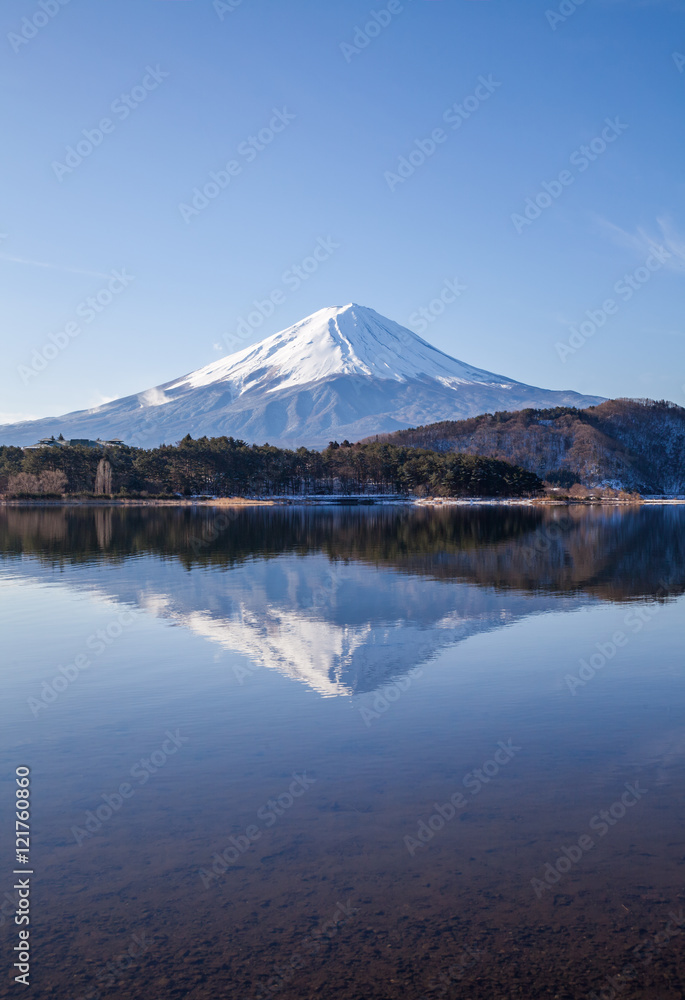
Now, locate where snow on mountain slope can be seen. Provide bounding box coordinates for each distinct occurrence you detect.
[167,304,512,394]
[0,304,606,448]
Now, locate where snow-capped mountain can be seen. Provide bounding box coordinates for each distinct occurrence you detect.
[0,304,605,448]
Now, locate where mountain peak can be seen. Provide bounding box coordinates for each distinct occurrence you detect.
[0,303,607,449]
[167,303,508,397]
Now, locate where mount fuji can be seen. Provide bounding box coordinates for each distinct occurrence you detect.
[1,304,605,448]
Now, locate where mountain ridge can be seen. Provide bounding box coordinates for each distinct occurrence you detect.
[366,398,685,494]
[1,304,606,448]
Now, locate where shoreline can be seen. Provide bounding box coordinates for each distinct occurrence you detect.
[1,496,684,508]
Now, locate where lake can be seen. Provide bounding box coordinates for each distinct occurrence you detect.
[1,504,684,999]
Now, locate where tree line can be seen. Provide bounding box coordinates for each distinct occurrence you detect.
[0,435,543,498]
[369,398,685,494]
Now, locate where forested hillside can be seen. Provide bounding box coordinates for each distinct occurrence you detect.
[367,399,685,494]
[0,437,542,499]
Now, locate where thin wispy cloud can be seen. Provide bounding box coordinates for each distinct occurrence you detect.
[596,215,685,273]
[0,254,111,279]
[87,394,117,408]
[0,412,37,424]
[601,0,685,8]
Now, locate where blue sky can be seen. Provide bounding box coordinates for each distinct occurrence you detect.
[0,0,683,422]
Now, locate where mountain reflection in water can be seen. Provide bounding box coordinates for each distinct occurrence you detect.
[1,505,682,697]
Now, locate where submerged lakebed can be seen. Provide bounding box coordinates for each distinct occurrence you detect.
[1,504,684,999]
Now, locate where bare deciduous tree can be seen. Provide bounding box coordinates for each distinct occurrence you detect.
[38,470,68,494]
[7,470,67,495]
[7,472,40,495]
[94,459,113,495]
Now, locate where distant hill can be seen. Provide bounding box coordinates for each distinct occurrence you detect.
[363,399,685,495]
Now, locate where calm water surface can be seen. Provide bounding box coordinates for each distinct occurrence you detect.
[1,505,684,999]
